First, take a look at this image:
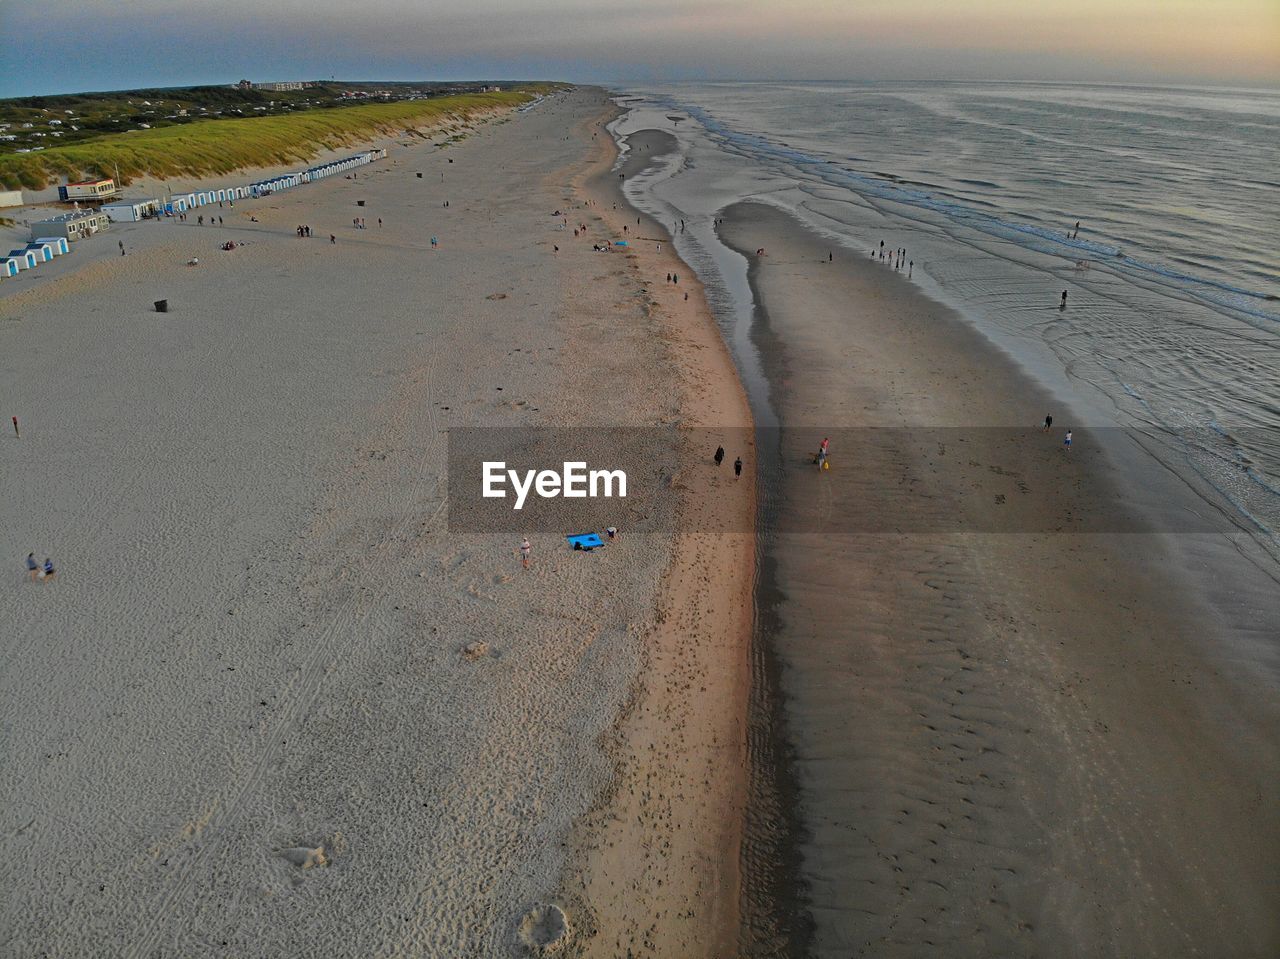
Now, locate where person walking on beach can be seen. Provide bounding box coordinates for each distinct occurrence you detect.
[1043,414,1053,432]
[40,557,55,581]
[734,456,743,478]
[714,445,725,466]
[1060,290,1068,310]
[519,538,532,569]
[26,552,38,581]
[1064,429,1073,450]
[330,234,336,244]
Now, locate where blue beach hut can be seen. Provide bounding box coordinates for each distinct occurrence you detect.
[26,241,55,262]
[36,236,69,255]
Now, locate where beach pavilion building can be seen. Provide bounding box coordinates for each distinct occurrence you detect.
[31,210,109,242]
[101,197,164,222]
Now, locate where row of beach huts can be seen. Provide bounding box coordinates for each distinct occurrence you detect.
[3,235,70,277]
[99,147,389,222]
[2,148,388,282]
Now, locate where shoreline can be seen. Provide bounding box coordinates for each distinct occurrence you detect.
[716,199,1278,956]
[552,101,756,957]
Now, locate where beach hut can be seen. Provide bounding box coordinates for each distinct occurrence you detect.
[36,235,68,254]
[1,257,20,277]
[25,241,55,262]
[8,249,39,269]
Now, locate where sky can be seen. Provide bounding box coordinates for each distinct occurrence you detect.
[2,0,1277,97]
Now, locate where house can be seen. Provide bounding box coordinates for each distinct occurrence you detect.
[31,210,110,241]
[101,197,164,222]
[58,178,118,202]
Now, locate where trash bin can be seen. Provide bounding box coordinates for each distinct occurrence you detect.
[154,299,168,313]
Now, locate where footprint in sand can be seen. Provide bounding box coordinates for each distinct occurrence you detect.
[518,903,571,952]
[278,846,328,870]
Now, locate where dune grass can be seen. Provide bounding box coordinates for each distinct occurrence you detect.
[0,91,534,191]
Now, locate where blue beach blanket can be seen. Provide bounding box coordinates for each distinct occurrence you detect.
[567,533,605,550]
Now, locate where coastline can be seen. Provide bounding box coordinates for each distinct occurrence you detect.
[717,200,1278,956]
[552,105,756,957]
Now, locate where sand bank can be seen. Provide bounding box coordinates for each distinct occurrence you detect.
[719,202,1278,957]
[0,89,752,957]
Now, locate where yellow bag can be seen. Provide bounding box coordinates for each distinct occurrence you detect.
[822,460,829,470]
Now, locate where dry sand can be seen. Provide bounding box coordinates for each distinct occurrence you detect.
[721,202,1279,958]
[551,119,754,958]
[0,88,752,957]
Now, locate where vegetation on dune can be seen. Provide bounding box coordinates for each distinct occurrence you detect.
[0,91,537,190]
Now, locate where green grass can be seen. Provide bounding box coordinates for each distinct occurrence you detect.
[0,90,535,191]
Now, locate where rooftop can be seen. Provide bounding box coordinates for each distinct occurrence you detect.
[34,210,104,223]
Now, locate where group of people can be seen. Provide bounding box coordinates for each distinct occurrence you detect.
[296,225,314,238]
[517,526,618,570]
[1043,415,1073,449]
[25,553,55,581]
[713,445,744,478]
[874,240,912,276]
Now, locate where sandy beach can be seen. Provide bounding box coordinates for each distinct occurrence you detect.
[719,202,1279,957]
[0,88,753,956]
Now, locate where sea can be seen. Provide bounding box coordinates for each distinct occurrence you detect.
[609,80,1280,557]
[607,80,1280,955]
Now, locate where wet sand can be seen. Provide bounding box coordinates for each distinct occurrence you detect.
[720,202,1279,957]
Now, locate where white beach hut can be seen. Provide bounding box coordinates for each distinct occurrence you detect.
[36,236,69,255]
[1,257,20,277]
[7,249,38,269]
[26,241,55,262]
